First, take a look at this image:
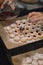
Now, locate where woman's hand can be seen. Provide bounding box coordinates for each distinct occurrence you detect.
[28,12,43,24]
[1,0,15,10]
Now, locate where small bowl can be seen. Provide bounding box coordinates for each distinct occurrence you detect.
[0,7,20,21]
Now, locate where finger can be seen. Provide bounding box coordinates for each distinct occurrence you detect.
[29,12,41,18]
[38,21,43,25]
[8,0,13,4]
[30,16,43,23]
[28,12,41,18]
[8,0,15,10]
[10,4,15,10]
[30,14,42,21]
[1,0,8,9]
[0,0,3,3]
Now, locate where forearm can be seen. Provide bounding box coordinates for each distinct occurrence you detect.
[1,0,8,9]
[0,0,15,10]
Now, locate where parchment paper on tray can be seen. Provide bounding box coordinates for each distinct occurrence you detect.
[11,48,43,65]
[0,16,43,49]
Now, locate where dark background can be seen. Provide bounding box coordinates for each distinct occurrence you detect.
[0,7,43,65]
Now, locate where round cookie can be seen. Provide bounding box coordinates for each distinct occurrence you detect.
[22,19,27,24]
[32,60,38,65]
[38,60,43,65]
[16,20,21,25]
[25,57,32,64]
[6,26,11,31]
[38,54,43,60]
[14,36,20,42]
[20,37,28,43]
[8,33,14,39]
[11,24,16,28]
[32,53,39,61]
[7,29,13,34]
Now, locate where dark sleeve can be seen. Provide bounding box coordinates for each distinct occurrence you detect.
[40,0,43,2]
[36,0,43,3]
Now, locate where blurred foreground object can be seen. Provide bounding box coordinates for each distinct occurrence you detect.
[0,0,15,10]
[0,0,20,20]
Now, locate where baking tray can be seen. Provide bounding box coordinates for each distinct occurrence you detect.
[0,15,43,50]
[11,48,43,65]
